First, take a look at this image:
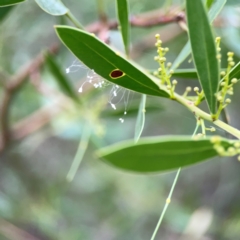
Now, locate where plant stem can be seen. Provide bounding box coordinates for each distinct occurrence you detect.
[150,168,181,240]
[97,0,107,22]
[200,118,206,137]
[66,11,84,30]
[150,123,199,240]
[66,123,91,182]
[173,92,240,139]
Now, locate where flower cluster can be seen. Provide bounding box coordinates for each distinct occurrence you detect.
[153,34,177,99]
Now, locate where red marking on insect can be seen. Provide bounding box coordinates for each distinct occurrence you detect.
[109,69,125,79]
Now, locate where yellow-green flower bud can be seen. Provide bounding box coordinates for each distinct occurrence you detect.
[194,87,199,92]
[228,147,235,154]
[167,62,172,68]
[234,142,240,148]
[210,136,222,144]
[186,86,192,92]
[225,98,231,104]
[210,127,216,132]
[172,80,177,85]
[159,57,166,63]
[231,78,238,84]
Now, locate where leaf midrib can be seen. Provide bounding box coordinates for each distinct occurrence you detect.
[77,32,163,95]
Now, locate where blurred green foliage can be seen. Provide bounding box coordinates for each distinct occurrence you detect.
[0,0,240,239]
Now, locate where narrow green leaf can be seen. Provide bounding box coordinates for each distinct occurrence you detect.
[172,69,198,79]
[206,0,214,9]
[66,123,91,182]
[186,0,220,114]
[45,53,79,102]
[208,0,227,21]
[172,0,226,70]
[0,0,24,7]
[116,0,130,56]
[171,42,191,70]
[97,136,231,173]
[134,94,146,143]
[55,26,169,98]
[163,63,239,80]
[101,99,163,118]
[35,0,68,16]
[228,61,240,80]
[0,5,12,21]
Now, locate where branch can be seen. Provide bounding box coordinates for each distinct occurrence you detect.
[86,7,185,34]
[0,218,41,240]
[0,44,59,152]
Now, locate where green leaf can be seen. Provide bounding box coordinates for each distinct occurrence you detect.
[186,0,220,114]
[134,94,146,143]
[206,0,214,9]
[0,0,24,7]
[116,0,130,56]
[172,0,226,70]
[172,69,198,79]
[0,5,12,21]
[55,26,169,98]
[35,0,68,16]
[97,136,231,173]
[172,42,191,70]
[167,63,240,80]
[45,53,79,102]
[208,0,226,21]
[228,61,240,80]
[101,98,163,118]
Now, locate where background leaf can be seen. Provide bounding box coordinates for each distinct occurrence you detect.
[228,61,240,80]
[172,0,226,70]
[55,26,169,98]
[171,42,191,70]
[116,0,130,56]
[165,62,240,80]
[134,94,146,143]
[35,0,68,16]
[206,0,214,9]
[208,0,227,21]
[0,5,12,21]
[45,53,79,103]
[0,0,24,7]
[186,0,220,114]
[97,136,231,173]
[101,98,163,118]
[171,69,198,79]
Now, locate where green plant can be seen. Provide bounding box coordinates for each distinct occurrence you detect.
[1,0,240,239]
